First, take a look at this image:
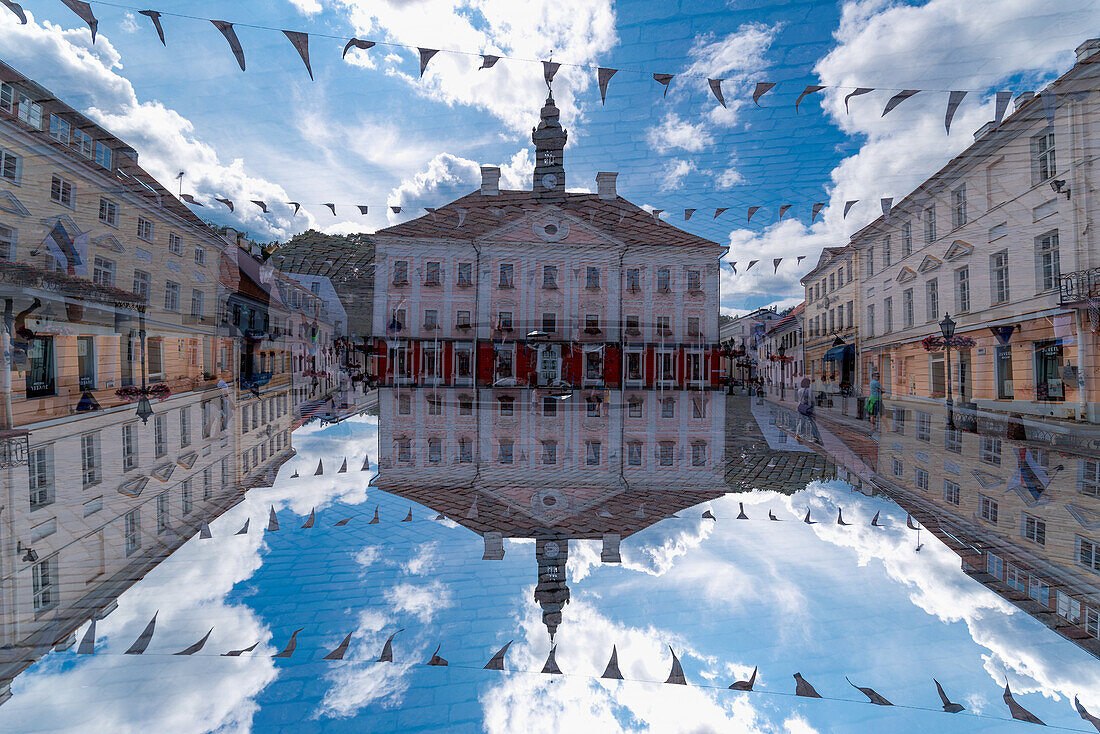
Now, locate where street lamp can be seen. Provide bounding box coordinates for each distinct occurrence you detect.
[777,344,787,401]
[135,322,154,424]
[939,312,956,430]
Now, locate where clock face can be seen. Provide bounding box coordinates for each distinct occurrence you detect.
[541,173,558,189]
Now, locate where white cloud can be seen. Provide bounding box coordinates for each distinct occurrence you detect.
[402,542,441,575]
[383,581,453,623]
[385,148,534,221]
[646,113,713,153]
[120,12,139,34]
[659,159,694,191]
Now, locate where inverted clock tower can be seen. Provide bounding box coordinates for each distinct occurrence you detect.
[531,91,567,202]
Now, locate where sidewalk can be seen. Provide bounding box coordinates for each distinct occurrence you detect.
[761,391,880,481]
[762,390,875,437]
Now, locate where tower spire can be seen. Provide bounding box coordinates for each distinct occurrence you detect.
[532,89,567,201]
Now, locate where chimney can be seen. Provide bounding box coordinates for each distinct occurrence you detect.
[1076,38,1100,63]
[973,121,996,142]
[480,166,500,196]
[1014,91,1035,111]
[596,171,618,201]
[223,227,238,246]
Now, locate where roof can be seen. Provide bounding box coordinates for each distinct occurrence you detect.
[766,303,805,335]
[800,246,850,282]
[375,190,723,249]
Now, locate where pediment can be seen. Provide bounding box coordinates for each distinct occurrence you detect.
[1066,503,1100,530]
[118,475,149,497]
[94,234,124,253]
[0,190,30,216]
[971,469,1002,488]
[177,450,198,470]
[918,255,942,273]
[944,240,973,261]
[151,462,176,482]
[895,267,917,283]
[484,207,622,247]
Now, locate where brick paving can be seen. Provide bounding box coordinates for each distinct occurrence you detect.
[722,395,834,494]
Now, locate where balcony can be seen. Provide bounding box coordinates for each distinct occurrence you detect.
[1059,267,1100,306]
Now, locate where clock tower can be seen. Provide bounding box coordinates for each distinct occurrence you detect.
[532,91,567,202]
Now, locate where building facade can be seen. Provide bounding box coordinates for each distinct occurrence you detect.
[802,246,859,395]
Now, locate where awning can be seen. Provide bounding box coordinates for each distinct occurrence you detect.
[823,344,854,361]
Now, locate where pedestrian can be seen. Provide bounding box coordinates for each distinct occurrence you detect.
[867,372,883,430]
[797,377,822,443]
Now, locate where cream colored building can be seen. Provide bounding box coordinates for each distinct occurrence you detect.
[801,246,860,394]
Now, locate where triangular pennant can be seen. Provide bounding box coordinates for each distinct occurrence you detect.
[651,209,663,220]
[935,679,965,713]
[223,641,259,656]
[597,67,617,103]
[944,90,967,133]
[794,672,822,697]
[541,646,562,675]
[369,506,379,524]
[881,197,893,220]
[882,90,920,116]
[747,206,760,223]
[250,200,268,214]
[455,208,467,228]
[211,21,246,72]
[990,325,1016,345]
[1003,682,1044,725]
[684,209,696,221]
[180,194,203,207]
[746,260,759,271]
[325,203,336,216]
[844,87,873,113]
[466,497,479,519]
[602,646,623,679]
[714,207,728,219]
[665,646,687,684]
[796,256,806,265]
[418,48,439,77]
[138,10,164,45]
[124,612,158,654]
[300,508,315,529]
[61,0,97,42]
[427,644,448,666]
[199,520,212,539]
[357,205,368,215]
[338,457,348,473]
[653,73,674,97]
[215,197,234,211]
[287,201,300,215]
[871,511,882,527]
[235,518,250,535]
[1075,696,1100,732]
[314,459,324,475]
[730,666,757,691]
[342,38,375,59]
[847,677,892,705]
[484,641,512,670]
[391,206,402,214]
[778,205,791,220]
[273,628,303,658]
[906,513,918,530]
[773,258,782,273]
[768,509,781,520]
[377,629,403,662]
[795,84,826,113]
[1041,89,1056,128]
[402,508,413,522]
[282,30,312,80]
[994,90,1012,128]
[361,454,371,471]
[323,633,354,660]
[77,618,96,654]
[542,61,560,86]
[803,509,816,524]
[843,199,858,218]
[811,202,826,222]
[175,628,214,655]
[479,54,500,69]
[701,510,716,520]
[708,78,727,108]
[752,82,775,106]
[1,0,26,24]
[729,261,737,274]
[267,506,279,531]
[334,517,352,526]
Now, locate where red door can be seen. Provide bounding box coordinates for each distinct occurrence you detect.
[604,345,621,387]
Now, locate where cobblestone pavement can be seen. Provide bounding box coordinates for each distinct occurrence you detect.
[723,395,834,494]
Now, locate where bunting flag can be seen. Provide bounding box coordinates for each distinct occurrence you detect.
[803,509,816,524]
[1075,696,1100,732]
[708,78,727,108]
[542,61,560,86]
[427,645,448,666]
[881,197,893,220]
[752,82,775,106]
[479,54,499,70]
[273,628,303,658]
[338,457,348,473]
[357,205,369,215]
[794,673,822,698]
[301,508,315,529]
[714,207,728,219]
[334,517,352,527]
[323,633,353,660]
[361,454,371,471]
[211,21,246,71]
[124,612,158,655]
[653,73,674,97]
[370,506,380,524]
[61,0,97,42]
[223,641,259,656]
[251,200,268,214]
[176,628,214,655]
[199,520,212,539]
[747,206,760,223]
[138,10,165,45]
[844,87,873,113]
[377,629,403,662]
[315,458,324,475]
[870,511,883,527]
[701,509,716,520]
[935,679,965,713]
[602,646,623,679]
[598,67,617,103]
[1003,683,1045,725]
[729,261,737,274]
[994,90,1012,128]
[883,90,920,116]
[847,677,892,706]
[215,197,234,211]
[402,508,413,522]
[41,220,79,274]
[778,204,791,220]
[746,260,759,271]
[1041,89,1056,128]
[456,209,467,228]
[795,85,826,113]
[287,201,300,215]
[651,209,663,220]
[773,258,782,273]
[768,509,780,520]
[684,208,696,221]
[236,518,250,535]
[944,90,967,133]
[77,618,96,654]
[391,206,402,214]
[837,508,850,525]
[665,646,687,685]
[811,202,825,222]
[342,38,375,59]
[541,646,562,675]
[843,200,858,218]
[325,203,336,215]
[730,667,757,691]
[484,641,512,670]
[267,507,279,531]
[181,194,203,206]
[1011,448,1051,502]
[906,513,918,530]
[796,256,806,265]
[283,30,313,80]
[1,0,26,24]
[418,48,439,77]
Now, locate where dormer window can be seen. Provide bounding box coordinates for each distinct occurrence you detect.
[94,141,112,170]
[48,115,71,144]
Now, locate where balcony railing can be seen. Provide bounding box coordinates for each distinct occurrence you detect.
[1059,267,1100,305]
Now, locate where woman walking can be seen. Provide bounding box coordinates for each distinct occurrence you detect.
[797,377,822,444]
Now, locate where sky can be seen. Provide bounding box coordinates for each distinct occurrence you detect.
[2,413,1100,733]
[2,0,1098,313]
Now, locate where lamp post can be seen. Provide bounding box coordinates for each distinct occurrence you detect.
[777,344,787,401]
[134,318,154,424]
[939,312,956,430]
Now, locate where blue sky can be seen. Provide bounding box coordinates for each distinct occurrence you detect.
[3,414,1099,733]
[3,0,1098,312]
